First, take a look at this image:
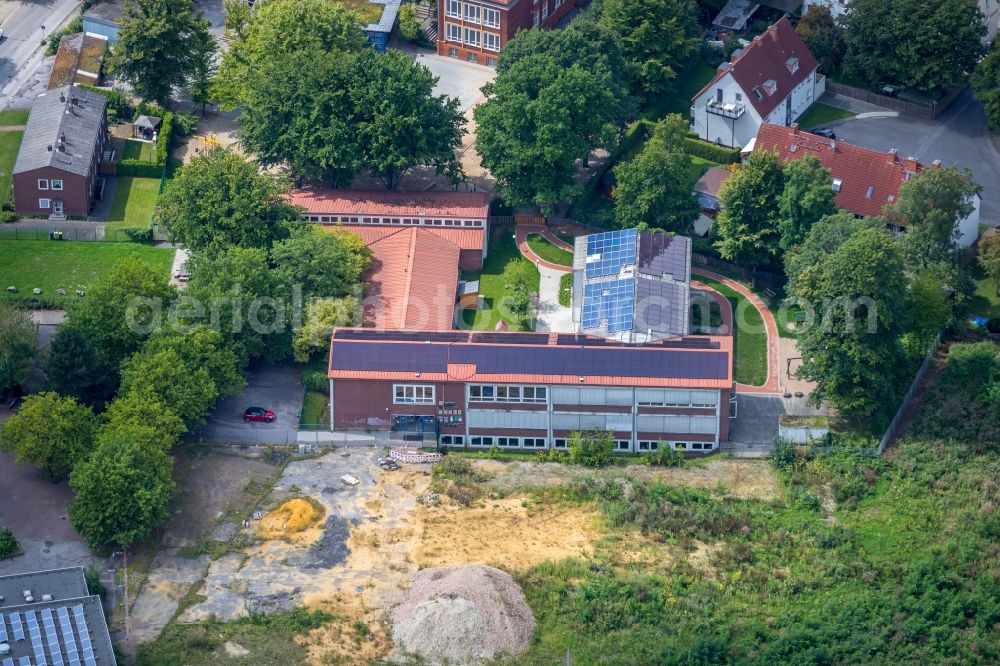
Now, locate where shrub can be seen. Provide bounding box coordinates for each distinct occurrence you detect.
[45,17,83,56]
[120,226,154,242]
[173,112,199,137]
[683,137,740,164]
[398,4,421,42]
[302,370,327,393]
[84,564,106,598]
[574,575,666,633]
[568,430,615,467]
[0,526,18,559]
[641,446,684,467]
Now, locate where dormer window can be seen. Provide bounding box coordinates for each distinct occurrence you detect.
[832,178,842,192]
[763,79,777,96]
[786,57,799,74]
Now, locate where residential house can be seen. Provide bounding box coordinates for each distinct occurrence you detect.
[691,16,821,149]
[0,566,118,665]
[437,0,579,66]
[572,230,693,343]
[12,86,109,219]
[82,0,125,44]
[288,188,491,270]
[326,328,733,453]
[750,123,981,246]
[804,0,998,41]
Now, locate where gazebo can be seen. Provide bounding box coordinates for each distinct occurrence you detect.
[134,114,161,141]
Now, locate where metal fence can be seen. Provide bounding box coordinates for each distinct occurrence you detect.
[0,226,151,242]
[876,333,942,454]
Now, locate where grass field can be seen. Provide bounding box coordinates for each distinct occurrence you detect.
[122,139,157,162]
[461,226,539,331]
[694,274,767,386]
[300,391,329,428]
[0,240,174,298]
[971,270,1000,320]
[526,233,573,266]
[0,109,29,126]
[0,130,25,208]
[105,177,160,238]
[796,103,857,129]
[656,58,720,119]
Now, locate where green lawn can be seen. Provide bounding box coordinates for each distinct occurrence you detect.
[0,130,25,207]
[122,139,157,162]
[332,0,383,23]
[684,155,723,188]
[693,274,767,386]
[796,103,857,129]
[526,233,573,266]
[559,272,573,307]
[0,240,174,299]
[105,177,160,239]
[300,391,329,429]
[971,269,1000,320]
[461,226,540,331]
[0,109,29,126]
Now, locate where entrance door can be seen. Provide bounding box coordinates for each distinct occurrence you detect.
[52,199,64,216]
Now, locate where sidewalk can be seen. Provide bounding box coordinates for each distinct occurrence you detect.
[515,224,574,271]
[535,264,574,333]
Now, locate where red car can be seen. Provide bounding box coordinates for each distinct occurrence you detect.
[243,407,275,423]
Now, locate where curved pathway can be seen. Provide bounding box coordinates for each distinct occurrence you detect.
[515,225,573,272]
[692,268,780,394]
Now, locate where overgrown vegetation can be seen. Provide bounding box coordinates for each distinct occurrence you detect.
[0,526,18,559]
[558,272,573,307]
[431,456,493,506]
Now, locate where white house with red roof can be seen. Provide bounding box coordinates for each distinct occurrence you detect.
[750,123,981,247]
[691,17,821,149]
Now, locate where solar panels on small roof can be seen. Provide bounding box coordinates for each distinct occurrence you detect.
[585,229,637,278]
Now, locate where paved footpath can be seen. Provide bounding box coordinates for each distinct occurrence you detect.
[515,224,574,272]
[692,268,780,395]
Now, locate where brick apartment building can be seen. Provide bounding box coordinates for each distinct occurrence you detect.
[327,329,734,454]
[437,0,579,66]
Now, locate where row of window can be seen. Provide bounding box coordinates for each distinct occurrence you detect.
[445,0,501,27]
[446,48,497,66]
[37,178,64,191]
[438,435,716,451]
[394,384,435,404]
[445,24,500,51]
[468,384,547,404]
[303,215,483,228]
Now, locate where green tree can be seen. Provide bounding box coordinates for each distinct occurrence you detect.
[476,59,618,211]
[714,151,785,274]
[793,227,909,421]
[271,225,371,298]
[568,430,615,467]
[69,434,175,548]
[0,301,36,397]
[978,233,1000,296]
[71,259,176,378]
[886,165,980,268]
[141,327,246,398]
[901,270,949,359]
[188,17,217,114]
[843,0,985,93]
[795,6,846,75]
[612,115,699,233]
[972,39,1000,129]
[599,0,699,98]
[398,3,421,42]
[44,326,117,408]
[120,346,218,430]
[0,392,96,479]
[500,258,537,327]
[213,0,365,109]
[293,296,362,362]
[100,391,186,452]
[778,156,836,251]
[156,148,302,254]
[784,212,881,300]
[222,0,253,39]
[109,0,214,104]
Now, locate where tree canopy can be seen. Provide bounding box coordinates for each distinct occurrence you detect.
[0,392,96,480]
[100,391,186,452]
[120,346,218,430]
[0,301,36,397]
[784,212,881,300]
[794,6,845,75]
[979,233,1000,296]
[973,38,1000,130]
[156,148,302,254]
[714,151,785,272]
[109,0,214,104]
[44,326,117,408]
[271,225,371,299]
[778,156,836,251]
[293,296,362,362]
[612,115,699,233]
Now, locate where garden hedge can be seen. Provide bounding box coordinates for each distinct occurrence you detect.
[683,138,740,164]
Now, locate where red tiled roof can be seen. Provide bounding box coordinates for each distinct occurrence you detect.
[324,223,484,252]
[694,17,818,118]
[347,227,460,331]
[288,187,490,219]
[693,167,733,198]
[753,123,928,219]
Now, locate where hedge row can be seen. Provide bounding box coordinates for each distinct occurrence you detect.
[683,137,740,164]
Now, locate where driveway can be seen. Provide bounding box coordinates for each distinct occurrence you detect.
[823,89,1000,228]
[193,363,303,444]
[729,394,830,450]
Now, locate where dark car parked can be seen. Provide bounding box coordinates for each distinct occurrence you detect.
[811,128,837,140]
[243,407,276,423]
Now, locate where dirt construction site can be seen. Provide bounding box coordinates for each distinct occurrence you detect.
[128,447,777,663]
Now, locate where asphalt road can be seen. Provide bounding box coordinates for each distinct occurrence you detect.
[825,89,1000,228]
[194,363,304,445]
[0,0,81,110]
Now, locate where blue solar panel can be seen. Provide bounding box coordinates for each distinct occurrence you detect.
[582,278,636,333]
[3,657,13,666]
[0,612,7,643]
[585,229,637,278]
[10,612,23,641]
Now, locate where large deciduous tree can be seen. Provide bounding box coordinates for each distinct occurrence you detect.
[778,156,836,251]
[156,148,302,254]
[293,297,362,362]
[109,0,214,104]
[795,6,845,75]
[784,212,880,300]
[612,115,699,233]
[973,39,1000,129]
[599,0,699,98]
[842,0,985,93]
[0,302,36,397]
[0,392,96,480]
[100,391,186,452]
[44,326,117,408]
[119,347,218,430]
[271,226,371,299]
[70,434,175,548]
[714,151,785,273]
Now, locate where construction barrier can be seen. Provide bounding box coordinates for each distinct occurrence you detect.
[389,448,443,464]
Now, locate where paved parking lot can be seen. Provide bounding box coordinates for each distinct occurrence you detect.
[415,52,496,113]
[194,363,303,444]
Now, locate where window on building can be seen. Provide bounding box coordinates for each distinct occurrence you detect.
[470,436,493,446]
[832,178,843,192]
[440,435,465,446]
[523,438,546,448]
[638,441,659,451]
[449,47,458,58]
[497,437,518,447]
[532,10,539,26]
[467,53,478,62]
[735,93,742,101]
[674,442,687,450]
[469,385,546,403]
[614,440,631,451]
[464,28,480,46]
[464,3,480,23]
[487,56,497,66]
[752,86,764,100]
[691,442,704,450]
[393,384,435,404]
[37,179,49,190]
[786,56,799,74]
[865,185,874,199]
[483,32,499,51]
[555,0,563,7]
[483,7,500,27]
[38,198,51,209]
[50,179,63,190]
[446,0,461,18]
[541,2,548,19]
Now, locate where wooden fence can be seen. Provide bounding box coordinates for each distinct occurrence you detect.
[825,81,967,121]
[691,253,786,292]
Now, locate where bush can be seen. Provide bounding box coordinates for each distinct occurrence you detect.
[173,112,199,137]
[84,564,106,598]
[568,430,614,468]
[398,3,421,42]
[116,161,164,178]
[641,447,684,467]
[120,226,154,242]
[558,272,573,307]
[45,17,83,56]
[302,370,328,393]
[683,137,740,164]
[0,526,18,559]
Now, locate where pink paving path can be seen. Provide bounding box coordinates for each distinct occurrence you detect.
[692,268,781,394]
[515,225,573,272]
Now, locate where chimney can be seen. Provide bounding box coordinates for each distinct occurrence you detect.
[888,148,898,162]
[790,123,799,134]
[70,96,78,106]
[57,141,65,152]
[902,157,919,172]
[60,132,66,144]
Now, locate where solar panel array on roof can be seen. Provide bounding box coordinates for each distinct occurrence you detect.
[3,657,12,666]
[585,229,637,278]
[334,329,468,343]
[582,279,635,332]
[10,611,23,641]
[637,233,690,279]
[469,332,549,345]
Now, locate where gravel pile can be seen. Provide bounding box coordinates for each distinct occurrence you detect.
[390,565,535,665]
